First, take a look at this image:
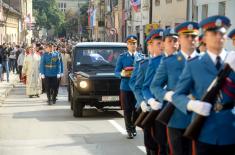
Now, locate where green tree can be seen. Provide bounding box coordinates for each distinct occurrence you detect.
[33,0,65,35]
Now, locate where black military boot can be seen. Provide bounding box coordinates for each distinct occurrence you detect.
[47,94,52,105]
[146,148,151,155]
[124,115,134,139]
[149,150,157,155]
[131,110,138,136]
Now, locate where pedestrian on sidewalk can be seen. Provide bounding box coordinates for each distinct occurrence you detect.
[17,49,25,82]
[1,43,10,82]
[22,47,42,98]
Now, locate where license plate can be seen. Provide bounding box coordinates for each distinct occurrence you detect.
[101,96,119,102]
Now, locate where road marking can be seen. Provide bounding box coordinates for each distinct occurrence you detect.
[108,120,146,154]
[108,120,127,135]
[137,146,146,153]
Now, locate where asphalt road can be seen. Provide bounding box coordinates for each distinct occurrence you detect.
[0,83,145,155]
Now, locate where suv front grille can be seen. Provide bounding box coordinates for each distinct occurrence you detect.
[91,79,120,95]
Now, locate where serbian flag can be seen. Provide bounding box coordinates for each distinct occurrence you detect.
[130,0,141,12]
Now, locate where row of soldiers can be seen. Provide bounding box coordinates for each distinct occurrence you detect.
[115,15,235,155]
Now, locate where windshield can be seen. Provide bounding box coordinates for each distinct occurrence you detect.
[74,47,126,71]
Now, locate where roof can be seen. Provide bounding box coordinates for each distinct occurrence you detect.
[75,42,127,48]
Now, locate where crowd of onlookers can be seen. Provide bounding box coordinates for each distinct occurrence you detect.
[0,40,73,84]
[0,43,26,82]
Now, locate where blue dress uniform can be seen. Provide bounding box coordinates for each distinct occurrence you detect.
[129,52,145,92]
[40,48,61,105]
[150,22,199,155]
[173,15,235,155]
[141,29,169,155]
[115,35,138,139]
[131,34,159,155]
[131,35,152,107]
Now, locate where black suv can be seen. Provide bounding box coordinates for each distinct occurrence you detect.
[68,42,127,117]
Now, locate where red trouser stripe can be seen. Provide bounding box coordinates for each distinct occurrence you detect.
[167,127,173,155]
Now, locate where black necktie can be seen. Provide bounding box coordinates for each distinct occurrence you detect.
[215,56,221,70]
[131,54,134,59]
[187,56,191,60]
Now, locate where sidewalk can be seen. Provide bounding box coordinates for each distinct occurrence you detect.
[0,73,19,105]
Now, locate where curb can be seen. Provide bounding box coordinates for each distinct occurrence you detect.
[0,76,19,105]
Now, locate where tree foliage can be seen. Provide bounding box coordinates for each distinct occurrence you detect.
[33,0,65,33]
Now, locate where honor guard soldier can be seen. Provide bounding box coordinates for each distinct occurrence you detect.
[162,28,179,57]
[151,22,199,155]
[40,43,62,105]
[228,28,235,47]
[115,35,139,139]
[173,15,235,155]
[132,33,158,155]
[141,29,169,155]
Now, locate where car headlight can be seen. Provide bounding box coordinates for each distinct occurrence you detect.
[79,81,88,88]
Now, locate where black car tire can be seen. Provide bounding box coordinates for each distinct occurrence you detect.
[69,85,74,110]
[68,86,71,102]
[73,99,84,117]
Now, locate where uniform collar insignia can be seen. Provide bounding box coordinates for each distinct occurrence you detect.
[177,55,183,61]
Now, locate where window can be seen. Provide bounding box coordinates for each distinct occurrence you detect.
[58,2,66,12]
[218,1,226,16]
[201,4,208,19]
[155,0,160,6]
[166,0,172,4]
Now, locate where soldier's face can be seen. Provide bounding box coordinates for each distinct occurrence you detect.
[204,31,225,51]
[152,39,163,54]
[147,43,153,55]
[179,34,197,51]
[46,46,52,52]
[233,39,235,47]
[164,37,178,55]
[127,42,137,52]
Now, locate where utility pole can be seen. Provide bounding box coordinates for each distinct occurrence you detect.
[149,0,152,24]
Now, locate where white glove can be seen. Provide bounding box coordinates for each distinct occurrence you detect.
[57,74,61,78]
[41,74,45,79]
[225,51,235,71]
[164,91,174,102]
[140,101,150,112]
[148,98,163,110]
[187,100,212,116]
[232,106,235,115]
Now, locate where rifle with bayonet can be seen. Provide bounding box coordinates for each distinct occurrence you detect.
[141,109,161,128]
[134,107,149,128]
[183,64,232,139]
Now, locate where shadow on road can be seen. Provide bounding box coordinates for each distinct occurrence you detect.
[12,108,123,122]
[43,132,144,155]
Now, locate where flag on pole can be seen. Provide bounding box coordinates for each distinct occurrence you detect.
[130,0,141,12]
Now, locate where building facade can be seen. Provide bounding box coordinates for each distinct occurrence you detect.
[0,0,33,45]
[57,0,87,13]
[195,0,235,50]
[152,0,188,28]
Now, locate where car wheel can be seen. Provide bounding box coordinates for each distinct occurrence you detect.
[68,88,71,102]
[73,99,84,117]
